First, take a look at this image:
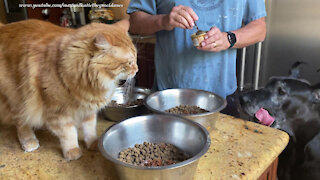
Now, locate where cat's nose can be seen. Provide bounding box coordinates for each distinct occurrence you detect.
[134,66,139,73]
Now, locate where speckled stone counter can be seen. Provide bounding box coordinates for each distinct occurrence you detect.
[0,114,289,180]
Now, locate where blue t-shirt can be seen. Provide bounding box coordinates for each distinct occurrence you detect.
[127,0,266,98]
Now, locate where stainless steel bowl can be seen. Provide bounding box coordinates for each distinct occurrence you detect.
[99,114,210,180]
[144,88,227,131]
[100,87,152,122]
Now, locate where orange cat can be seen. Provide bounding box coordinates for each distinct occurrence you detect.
[0,19,138,161]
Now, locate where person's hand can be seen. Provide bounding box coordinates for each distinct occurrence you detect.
[162,5,198,31]
[197,27,230,52]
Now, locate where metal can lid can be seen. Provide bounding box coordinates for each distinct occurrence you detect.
[196,30,207,35]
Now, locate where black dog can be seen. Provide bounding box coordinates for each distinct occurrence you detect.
[239,62,320,180]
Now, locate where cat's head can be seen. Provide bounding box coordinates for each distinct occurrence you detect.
[91,24,138,89]
[62,20,138,91]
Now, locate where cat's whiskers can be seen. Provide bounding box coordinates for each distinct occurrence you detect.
[123,77,136,104]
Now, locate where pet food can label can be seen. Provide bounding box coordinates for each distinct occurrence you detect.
[191,32,206,47]
[192,37,200,47]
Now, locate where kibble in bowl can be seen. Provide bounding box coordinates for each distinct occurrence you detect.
[100,87,152,122]
[145,88,227,132]
[165,105,209,115]
[118,142,189,167]
[99,114,210,180]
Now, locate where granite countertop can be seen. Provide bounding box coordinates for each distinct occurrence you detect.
[0,113,289,180]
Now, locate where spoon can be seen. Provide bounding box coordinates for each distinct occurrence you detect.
[194,21,199,31]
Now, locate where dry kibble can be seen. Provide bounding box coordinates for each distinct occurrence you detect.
[118,142,189,166]
[165,105,209,115]
[108,99,144,108]
[141,149,146,155]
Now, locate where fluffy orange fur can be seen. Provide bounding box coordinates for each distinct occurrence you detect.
[0,19,138,161]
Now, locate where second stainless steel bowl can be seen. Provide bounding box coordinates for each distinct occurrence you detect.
[99,114,211,180]
[144,88,227,131]
[100,87,152,122]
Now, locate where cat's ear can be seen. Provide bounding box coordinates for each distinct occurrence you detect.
[113,18,129,32]
[94,33,112,50]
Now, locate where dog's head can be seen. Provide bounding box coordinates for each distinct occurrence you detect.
[240,62,320,140]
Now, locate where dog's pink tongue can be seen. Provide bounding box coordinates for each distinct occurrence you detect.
[255,108,275,126]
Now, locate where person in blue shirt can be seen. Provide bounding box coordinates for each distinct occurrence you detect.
[127,1,266,117]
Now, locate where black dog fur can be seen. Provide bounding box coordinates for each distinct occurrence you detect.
[239,62,320,180]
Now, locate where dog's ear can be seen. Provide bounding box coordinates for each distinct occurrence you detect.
[289,61,306,78]
[312,89,320,103]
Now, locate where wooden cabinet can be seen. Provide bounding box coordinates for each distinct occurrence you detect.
[135,43,155,89]
[0,0,7,23]
[258,158,278,180]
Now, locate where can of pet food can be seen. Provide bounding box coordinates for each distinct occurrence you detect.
[191,30,207,47]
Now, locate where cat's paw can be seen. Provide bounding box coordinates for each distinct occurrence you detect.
[64,147,82,161]
[87,140,98,151]
[21,139,40,152]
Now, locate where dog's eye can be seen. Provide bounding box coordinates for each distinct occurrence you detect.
[278,87,286,96]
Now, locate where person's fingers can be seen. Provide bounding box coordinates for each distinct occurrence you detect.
[200,42,217,50]
[201,26,224,47]
[212,39,222,48]
[174,14,190,29]
[181,6,198,22]
[202,34,219,45]
[206,26,220,37]
[177,9,195,28]
[170,5,198,29]
[168,9,188,29]
[199,38,224,51]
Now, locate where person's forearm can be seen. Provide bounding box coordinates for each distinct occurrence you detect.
[129,11,167,36]
[232,17,266,49]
